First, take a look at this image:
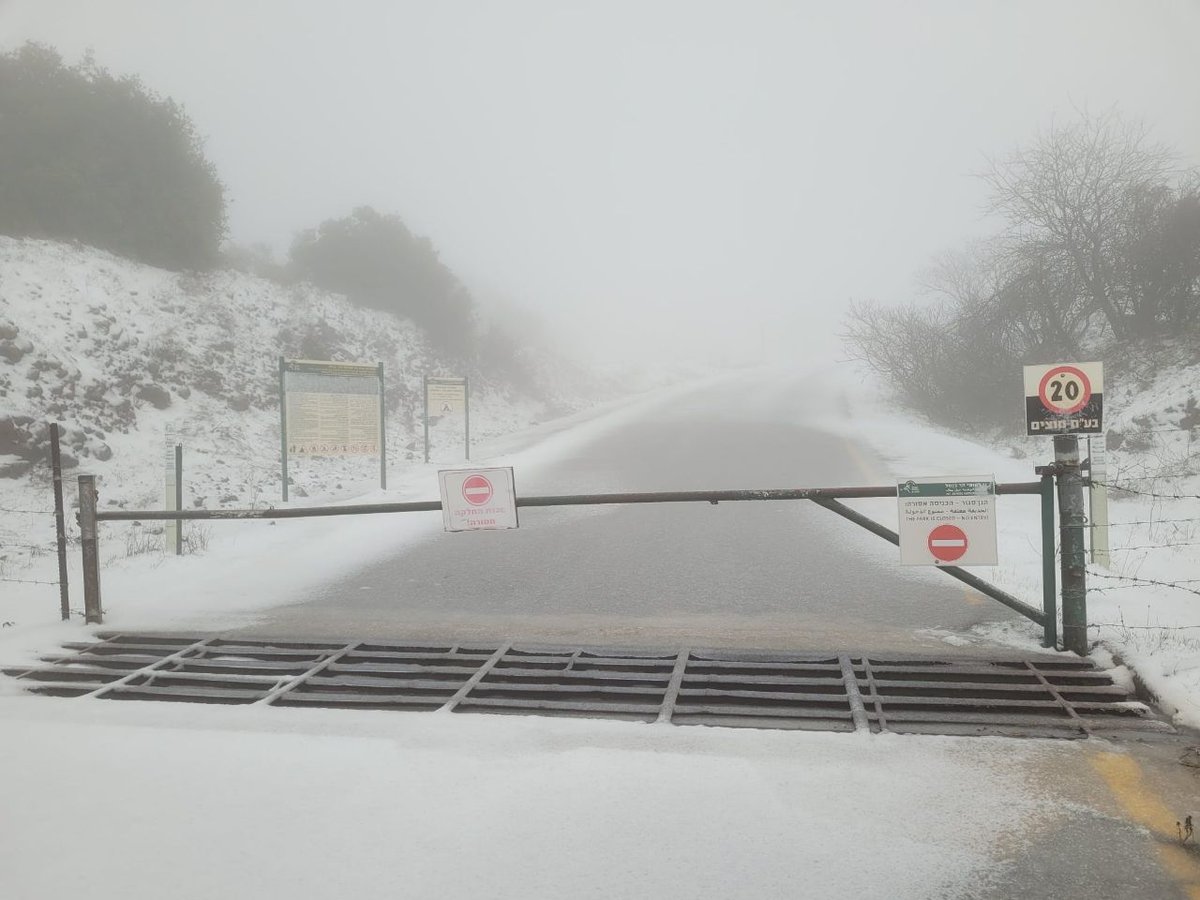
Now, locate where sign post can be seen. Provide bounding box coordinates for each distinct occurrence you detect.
[164,427,181,555]
[1024,361,1103,656]
[1088,436,1110,568]
[279,358,386,501]
[897,477,997,567]
[437,466,518,532]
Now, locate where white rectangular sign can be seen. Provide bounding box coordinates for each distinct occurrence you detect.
[897,476,998,567]
[164,428,179,554]
[426,377,467,414]
[438,467,518,532]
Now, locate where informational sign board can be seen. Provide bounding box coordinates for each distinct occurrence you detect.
[1023,362,1104,435]
[280,358,386,501]
[424,375,470,463]
[427,378,467,414]
[898,477,998,567]
[438,466,518,532]
[283,360,383,455]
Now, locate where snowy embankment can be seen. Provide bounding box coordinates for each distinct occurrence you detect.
[0,236,617,628]
[814,353,1200,730]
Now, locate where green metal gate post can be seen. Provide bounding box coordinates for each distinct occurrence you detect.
[1040,473,1058,649]
[1055,435,1089,655]
[78,474,103,625]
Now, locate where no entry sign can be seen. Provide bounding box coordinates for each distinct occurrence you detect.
[438,467,518,532]
[461,474,493,506]
[1024,362,1104,435]
[927,523,969,563]
[898,477,997,567]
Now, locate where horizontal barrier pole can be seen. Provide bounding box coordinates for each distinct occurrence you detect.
[94,482,1044,522]
[97,500,444,521]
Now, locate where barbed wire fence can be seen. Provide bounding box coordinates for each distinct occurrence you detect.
[0,424,76,622]
[1082,425,1200,632]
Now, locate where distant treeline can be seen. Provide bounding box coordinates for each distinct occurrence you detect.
[844,109,1200,432]
[0,43,226,270]
[0,43,518,369]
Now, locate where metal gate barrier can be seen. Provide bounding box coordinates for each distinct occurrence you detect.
[75,476,1063,649]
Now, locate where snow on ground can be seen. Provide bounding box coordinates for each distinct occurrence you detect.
[813,355,1200,730]
[0,260,1194,896]
[0,689,1067,900]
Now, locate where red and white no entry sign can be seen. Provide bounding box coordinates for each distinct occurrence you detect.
[927,523,969,563]
[461,474,493,506]
[1037,365,1092,415]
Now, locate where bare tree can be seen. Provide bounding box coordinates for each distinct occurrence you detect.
[981,108,1175,340]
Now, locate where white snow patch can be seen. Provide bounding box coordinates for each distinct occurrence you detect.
[0,694,1058,900]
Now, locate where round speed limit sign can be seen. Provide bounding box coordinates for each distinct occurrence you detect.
[1037,365,1092,415]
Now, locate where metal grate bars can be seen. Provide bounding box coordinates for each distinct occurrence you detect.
[2,633,1174,740]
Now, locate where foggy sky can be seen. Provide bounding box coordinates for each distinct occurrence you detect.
[2,1,1198,367]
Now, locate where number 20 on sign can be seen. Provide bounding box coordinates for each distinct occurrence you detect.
[1023,361,1104,435]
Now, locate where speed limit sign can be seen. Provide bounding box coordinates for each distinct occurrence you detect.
[1023,362,1103,435]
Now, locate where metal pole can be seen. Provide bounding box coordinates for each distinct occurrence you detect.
[1088,436,1111,567]
[378,361,387,490]
[174,444,183,556]
[279,356,289,502]
[1040,473,1058,649]
[49,423,70,621]
[464,377,471,461]
[1054,435,1088,655]
[423,375,430,464]
[78,474,102,625]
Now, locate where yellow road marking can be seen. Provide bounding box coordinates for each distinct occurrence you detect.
[843,438,884,484]
[1089,751,1200,898]
[962,589,984,606]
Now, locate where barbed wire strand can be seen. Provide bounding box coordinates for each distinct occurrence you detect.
[1117,540,1200,550]
[0,577,61,586]
[1087,573,1200,598]
[1099,483,1200,500]
[1091,571,1200,584]
[1090,622,1200,631]
[1065,517,1200,528]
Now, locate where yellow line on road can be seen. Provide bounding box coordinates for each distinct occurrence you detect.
[843,438,884,484]
[1089,750,1200,898]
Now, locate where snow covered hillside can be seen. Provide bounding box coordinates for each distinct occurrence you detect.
[0,237,596,572]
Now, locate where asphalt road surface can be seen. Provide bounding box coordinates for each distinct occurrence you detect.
[239,376,1025,653]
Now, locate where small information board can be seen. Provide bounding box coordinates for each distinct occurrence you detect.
[1023,362,1104,435]
[424,376,470,463]
[438,467,518,532]
[898,477,997,567]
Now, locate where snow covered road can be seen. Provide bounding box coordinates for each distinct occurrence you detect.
[236,373,1022,652]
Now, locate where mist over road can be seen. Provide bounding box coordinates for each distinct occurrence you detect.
[241,376,1018,652]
